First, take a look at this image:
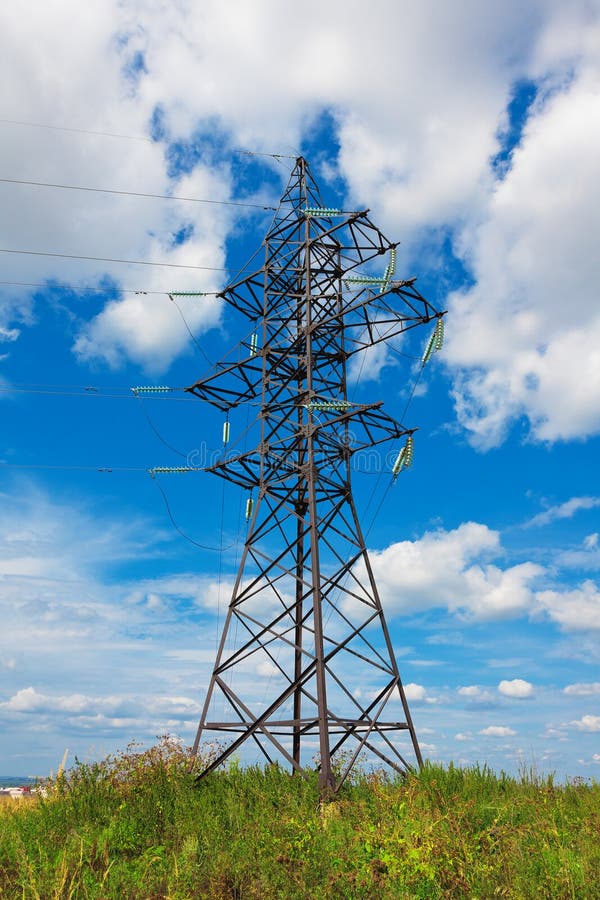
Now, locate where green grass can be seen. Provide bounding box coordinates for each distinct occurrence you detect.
[0,737,598,898]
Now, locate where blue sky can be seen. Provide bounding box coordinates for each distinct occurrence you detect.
[0,0,599,778]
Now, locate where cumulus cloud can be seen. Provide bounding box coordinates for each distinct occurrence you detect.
[563,683,600,696]
[446,32,600,447]
[458,685,497,705]
[362,522,543,620]
[498,678,533,698]
[479,725,517,737]
[3,0,598,385]
[570,715,600,732]
[459,686,483,698]
[535,581,600,631]
[0,686,201,720]
[403,683,427,702]
[343,520,600,629]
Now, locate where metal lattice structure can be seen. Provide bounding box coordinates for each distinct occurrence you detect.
[187,157,441,793]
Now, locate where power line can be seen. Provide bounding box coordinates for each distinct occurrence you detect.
[0,280,220,296]
[150,473,233,553]
[169,295,214,366]
[0,247,228,271]
[133,394,190,458]
[233,149,296,160]
[0,119,297,159]
[0,462,148,472]
[0,177,277,211]
[0,117,153,143]
[0,386,190,400]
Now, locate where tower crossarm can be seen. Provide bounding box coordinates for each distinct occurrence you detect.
[311,283,442,357]
[185,351,264,411]
[202,403,414,490]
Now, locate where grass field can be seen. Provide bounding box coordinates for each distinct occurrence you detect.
[0,737,598,898]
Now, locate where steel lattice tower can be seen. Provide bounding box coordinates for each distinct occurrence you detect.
[188,157,441,793]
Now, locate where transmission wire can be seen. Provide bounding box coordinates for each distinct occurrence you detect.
[0,117,154,143]
[150,473,233,553]
[0,385,189,400]
[0,462,147,473]
[0,177,276,211]
[0,247,228,271]
[133,394,189,459]
[168,295,214,366]
[0,280,220,297]
[363,361,427,537]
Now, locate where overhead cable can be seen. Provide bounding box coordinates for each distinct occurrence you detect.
[0,177,277,211]
[0,119,295,159]
[0,280,219,296]
[0,247,228,271]
[0,462,148,472]
[0,117,153,142]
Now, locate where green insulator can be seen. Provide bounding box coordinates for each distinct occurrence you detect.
[250,332,258,356]
[389,246,397,274]
[403,434,414,467]
[304,207,343,217]
[245,496,254,521]
[392,436,414,477]
[422,318,445,364]
[392,447,406,476]
[306,400,352,411]
[433,317,444,351]
[344,275,386,285]
[131,385,172,393]
[382,247,397,288]
[223,420,230,444]
[150,466,192,475]
[422,332,436,365]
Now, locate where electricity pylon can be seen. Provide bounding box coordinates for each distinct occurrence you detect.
[187,157,442,793]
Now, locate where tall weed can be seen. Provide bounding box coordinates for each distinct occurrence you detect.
[0,737,598,898]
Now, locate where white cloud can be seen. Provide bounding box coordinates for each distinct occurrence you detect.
[2,0,597,380]
[0,686,201,720]
[570,715,600,732]
[256,661,279,678]
[403,683,427,702]
[525,497,600,528]
[363,522,543,620]
[479,726,517,736]
[458,685,496,704]
[498,678,533,698]
[0,327,20,342]
[584,534,599,550]
[446,41,600,446]
[563,682,600,696]
[455,732,473,742]
[0,2,236,372]
[459,686,483,698]
[536,581,600,631]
